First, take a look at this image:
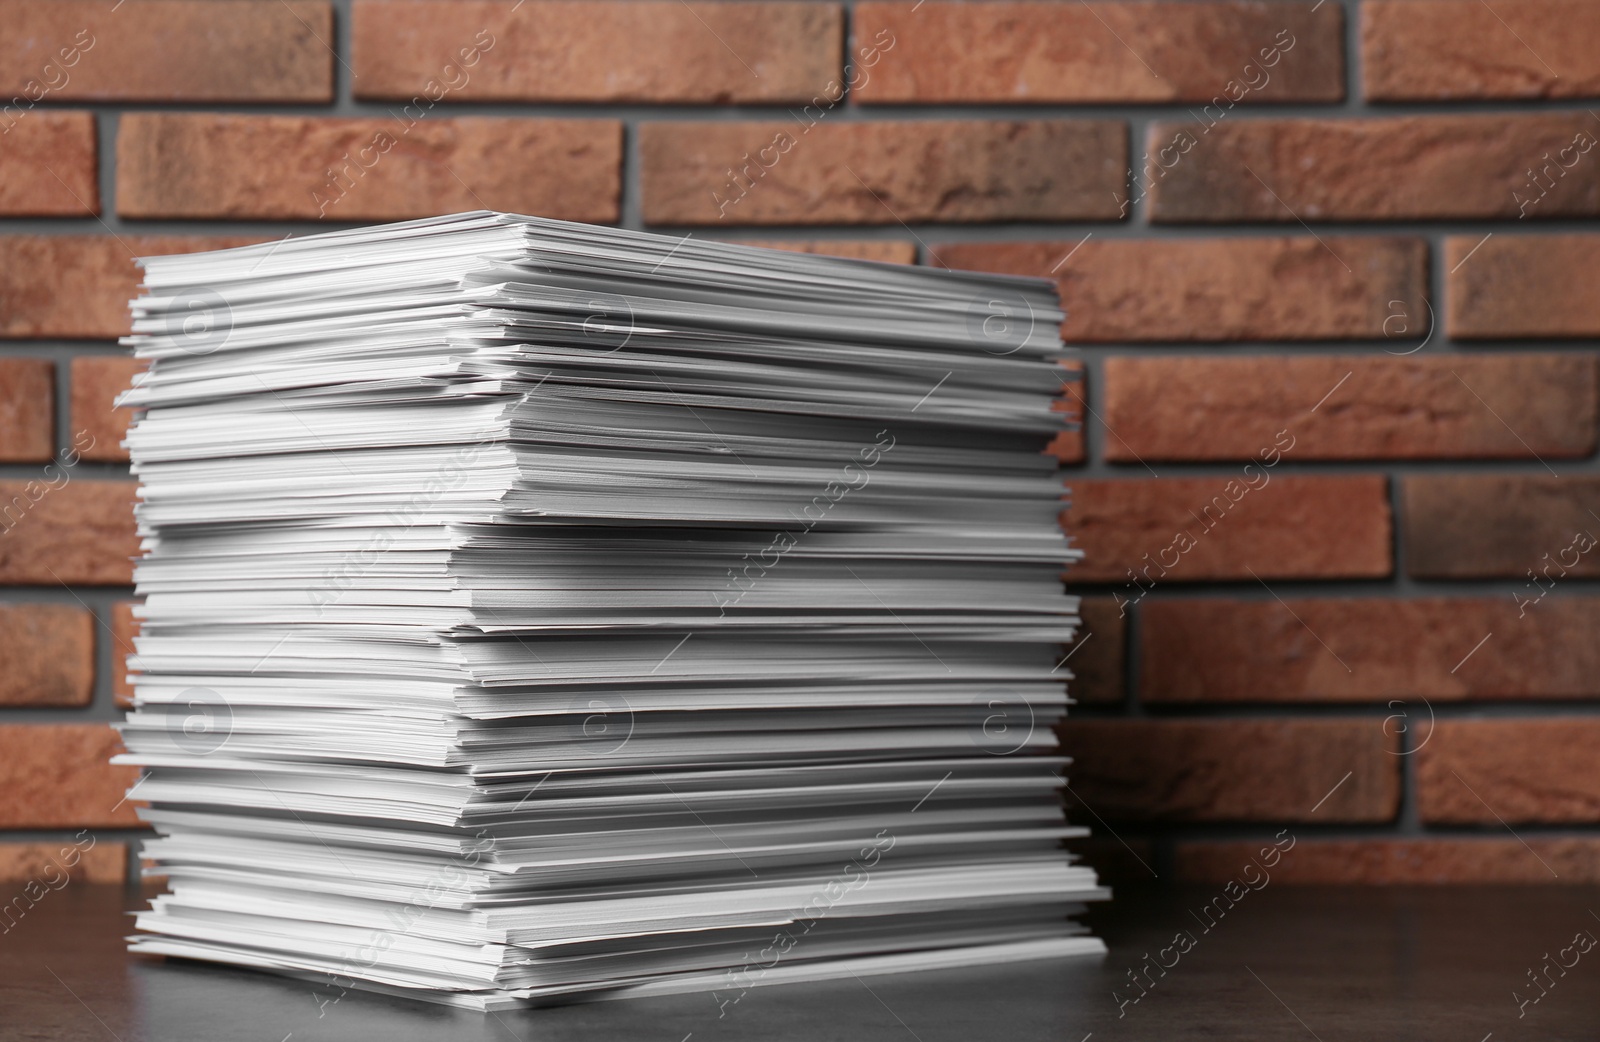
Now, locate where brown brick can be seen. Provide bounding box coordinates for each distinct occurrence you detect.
[0,358,53,462]
[1049,421,1083,465]
[640,120,1126,225]
[731,240,917,265]
[70,356,144,463]
[0,604,93,707]
[937,237,1428,343]
[1176,838,1600,884]
[117,113,621,222]
[354,0,840,104]
[1064,596,1124,704]
[0,111,96,216]
[1419,720,1600,824]
[0,236,260,340]
[1403,475,1600,580]
[1363,0,1600,101]
[1063,476,1392,584]
[110,600,138,706]
[0,840,125,885]
[0,724,138,828]
[856,1,1342,104]
[1061,719,1399,823]
[0,480,137,585]
[0,1,332,102]
[1447,234,1600,339]
[1102,354,1598,461]
[1142,597,1600,703]
[1147,115,1600,222]
[1052,362,1084,465]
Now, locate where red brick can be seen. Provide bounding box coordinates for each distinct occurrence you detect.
[0,358,53,462]
[111,601,138,706]
[1062,476,1391,584]
[1102,354,1598,461]
[1061,719,1399,823]
[1363,0,1600,100]
[731,240,917,265]
[856,1,1342,104]
[1176,838,1600,884]
[1447,234,1600,339]
[1051,362,1084,465]
[640,120,1126,225]
[70,356,144,463]
[0,604,93,707]
[0,111,96,216]
[1403,475,1600,580]
[1146,114,1600,222]
[0,724,138,828]
[0,479,137,586]
[1419,720,1600,824]
[1049,421,1083,465]
[1064,596,1123,704]
[937,237,1428,343]
[0,840,125,885]
[0,1,332,102]
[117,113,621,222]
[1142,597,1600,703]
[354,1,841,103]
[0,236,260,340]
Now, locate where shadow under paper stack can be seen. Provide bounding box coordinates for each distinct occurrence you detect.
[112,212,1103,1009]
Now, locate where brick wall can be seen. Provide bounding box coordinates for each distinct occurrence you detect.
[2,0,1598,888]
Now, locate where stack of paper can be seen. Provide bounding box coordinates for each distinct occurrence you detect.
[113,211,1105,1009]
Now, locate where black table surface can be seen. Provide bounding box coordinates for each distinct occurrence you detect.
[4,883,1599,1040]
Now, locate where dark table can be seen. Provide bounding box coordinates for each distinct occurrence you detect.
[4,883,1598,1040]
